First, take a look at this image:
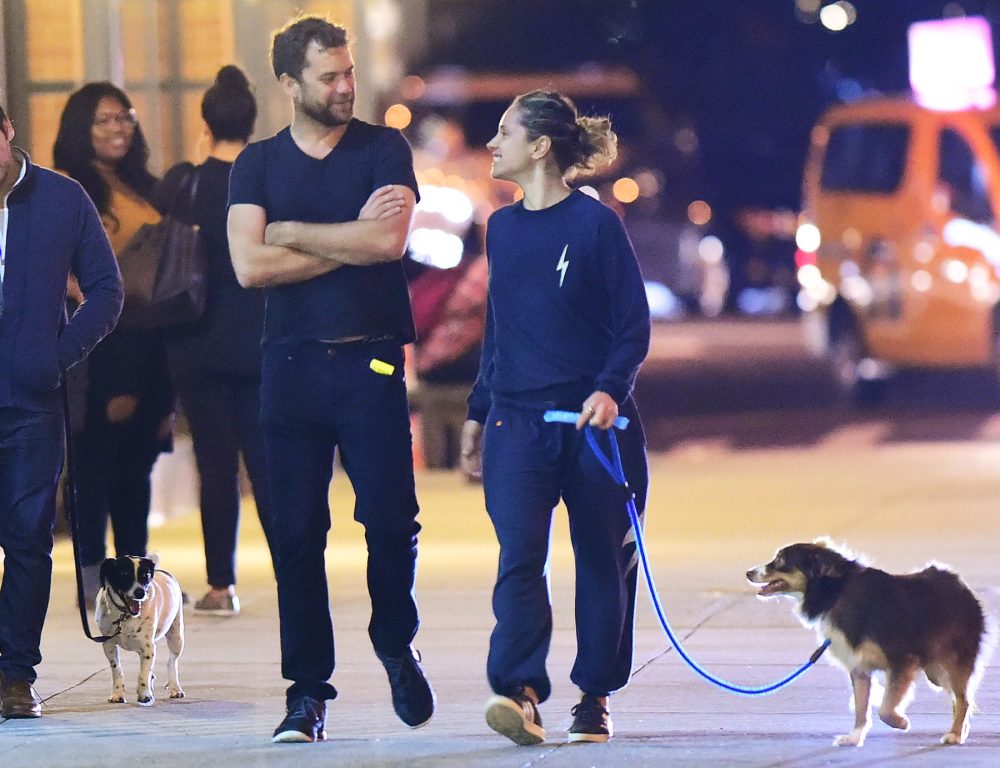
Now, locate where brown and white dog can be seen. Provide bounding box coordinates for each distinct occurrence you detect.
[96,555,185,706]
[746,539,993,747]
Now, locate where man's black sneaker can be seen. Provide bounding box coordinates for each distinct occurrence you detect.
[377,647,435,728]
[272,696,326,743]
[568,693,612,743]
[485,692,545,745]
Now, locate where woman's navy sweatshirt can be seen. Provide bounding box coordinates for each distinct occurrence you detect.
[467,190,650,423]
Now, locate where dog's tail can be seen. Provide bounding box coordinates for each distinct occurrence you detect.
[968,596,998,712]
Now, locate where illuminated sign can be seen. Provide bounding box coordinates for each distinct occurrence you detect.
[909,16,996,111]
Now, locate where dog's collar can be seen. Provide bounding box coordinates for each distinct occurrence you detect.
[107,584,150,618]
[107,589,133,615]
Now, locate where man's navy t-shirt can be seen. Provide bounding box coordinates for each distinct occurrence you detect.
[228,119,418,345]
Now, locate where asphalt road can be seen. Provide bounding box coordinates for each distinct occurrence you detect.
[635,318,1000,453]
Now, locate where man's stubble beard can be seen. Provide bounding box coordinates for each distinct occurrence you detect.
[301,97,354,128]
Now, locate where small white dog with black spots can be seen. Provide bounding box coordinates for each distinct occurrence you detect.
[96,555,185,705]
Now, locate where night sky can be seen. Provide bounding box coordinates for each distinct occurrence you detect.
[420,0,1000,216]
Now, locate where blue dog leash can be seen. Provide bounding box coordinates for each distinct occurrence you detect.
[544,409,831,696]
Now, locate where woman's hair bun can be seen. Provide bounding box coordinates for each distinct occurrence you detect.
[215,64,251,91]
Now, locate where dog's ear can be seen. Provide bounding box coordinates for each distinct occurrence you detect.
[148,552,161,567]
[813,546,849,578]
[99,558,116,586]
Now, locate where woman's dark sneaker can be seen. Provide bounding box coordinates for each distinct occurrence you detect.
[568,693,612,742]
[272,696,327,743]
[485,692,545,745]
[377,647,435,727]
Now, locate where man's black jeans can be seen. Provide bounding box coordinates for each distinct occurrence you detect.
[261,339,422,703]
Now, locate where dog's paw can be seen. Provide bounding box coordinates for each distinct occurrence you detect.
[168,688,185,699]
[137,694,155,706]
[941,732,964,746]
[833,732,865,747]
[878,711,910,731]
[108,693,126,704]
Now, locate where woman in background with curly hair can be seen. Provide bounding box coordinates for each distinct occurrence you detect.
[161,65,271,616]
[54,82,174,606]
[460,90,651,746]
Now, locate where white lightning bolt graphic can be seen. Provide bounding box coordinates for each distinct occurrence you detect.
[623,510,645,575]
[556,244,569,286]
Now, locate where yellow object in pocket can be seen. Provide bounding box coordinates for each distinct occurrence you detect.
[369,358,395,376]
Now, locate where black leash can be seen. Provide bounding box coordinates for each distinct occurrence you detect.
[61,382,117,643]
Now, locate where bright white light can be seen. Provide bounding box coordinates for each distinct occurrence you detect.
[943,217,1000,268]
[365,0,401,40]
[797,265,837,305]
[911,269,933,292]
[797,290,819,313]
[416,185,474,225]
[820,4,849,31]
[644,281,684,319]
[841,274,873,306]
[797,263,823,288]
[408,228,464,269]
[909,17,996,111]
[942,259,969,283]
[795,223,821,252]
[698,235,724,264]
[857,358,885,380]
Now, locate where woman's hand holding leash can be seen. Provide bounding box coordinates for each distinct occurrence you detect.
[576,391,618,430]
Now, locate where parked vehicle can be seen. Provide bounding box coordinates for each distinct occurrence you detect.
[797,96,1000,399]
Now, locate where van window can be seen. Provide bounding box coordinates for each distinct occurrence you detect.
[820,124,909,194]
[939,129,993,224]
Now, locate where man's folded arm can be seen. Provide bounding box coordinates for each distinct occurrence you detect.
[228,203,343,288]
[264,185,416,266]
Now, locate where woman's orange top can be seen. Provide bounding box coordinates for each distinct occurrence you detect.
[99,169,159,255]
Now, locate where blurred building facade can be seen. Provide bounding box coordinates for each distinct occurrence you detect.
[0,0,428,173]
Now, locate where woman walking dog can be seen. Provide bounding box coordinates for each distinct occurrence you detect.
[460,90,651,745]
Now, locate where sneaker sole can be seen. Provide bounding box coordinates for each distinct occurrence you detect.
[402,704,435,729]
[485,696,544,746]
[568,731,611,743]
[272,729,326,743]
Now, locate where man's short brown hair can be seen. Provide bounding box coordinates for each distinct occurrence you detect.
[270,14,349,81]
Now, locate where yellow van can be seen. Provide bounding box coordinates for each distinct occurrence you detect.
[796,97,1000,398]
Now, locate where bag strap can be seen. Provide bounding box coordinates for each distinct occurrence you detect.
[61,382,119,643]
[162,162,201,223]
[183,165,202,220]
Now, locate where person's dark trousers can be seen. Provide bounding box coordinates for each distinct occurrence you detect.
[483,399,648,703]
[73,404,160,566]
[260,339,421,703]
[177,372,272,587]
[0,407,64,683]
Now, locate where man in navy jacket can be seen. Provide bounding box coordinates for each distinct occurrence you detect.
[0,104,122,718]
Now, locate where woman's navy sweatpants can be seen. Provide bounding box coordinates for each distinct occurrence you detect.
[483,398,648,703]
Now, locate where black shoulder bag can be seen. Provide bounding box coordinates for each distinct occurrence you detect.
[117,164,208,329]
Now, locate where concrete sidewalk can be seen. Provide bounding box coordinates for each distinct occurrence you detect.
[3,439,1000,767]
